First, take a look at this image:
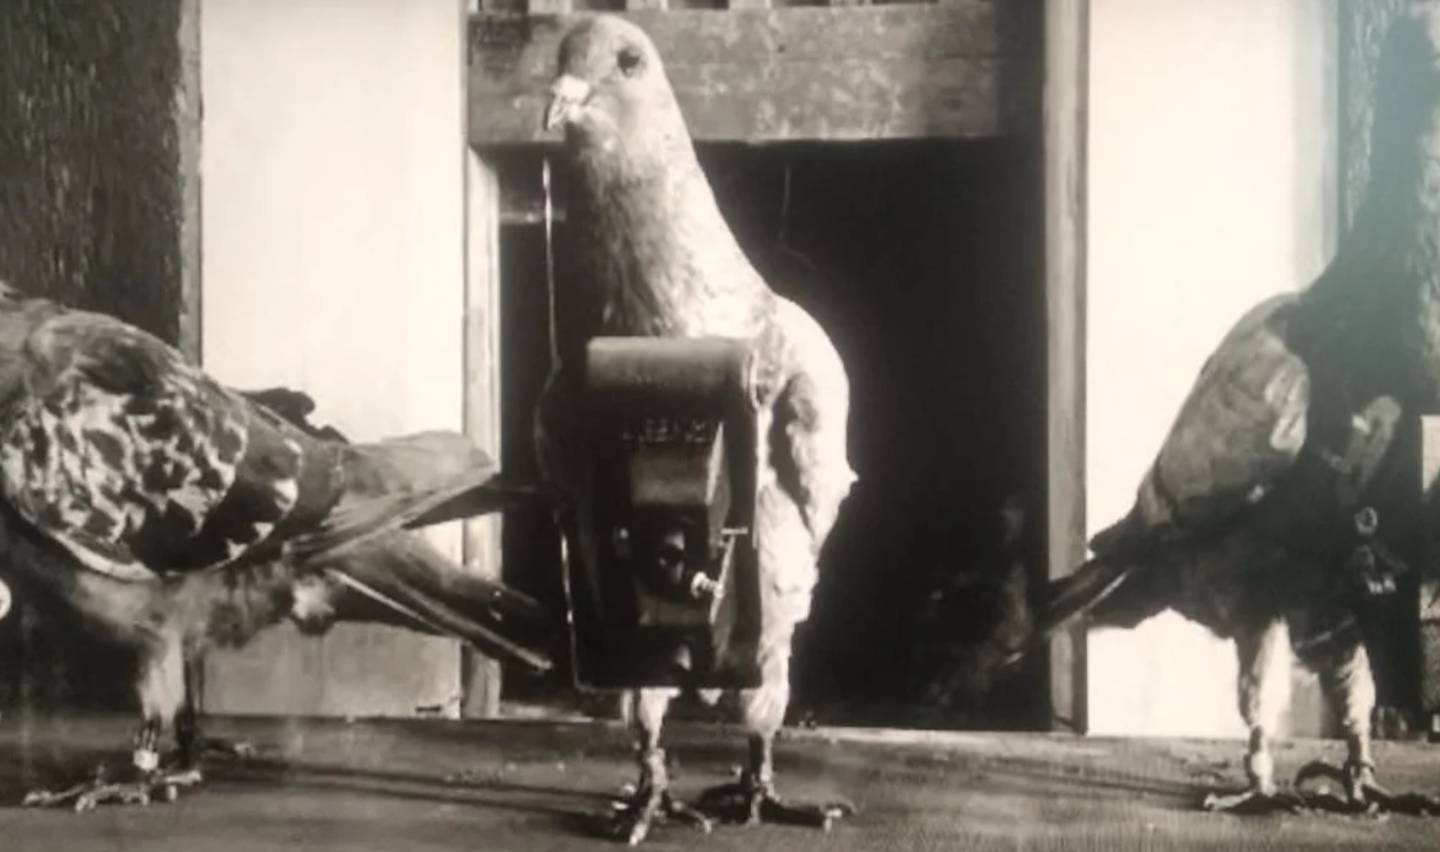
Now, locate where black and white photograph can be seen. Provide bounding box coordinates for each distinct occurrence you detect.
[1,0,1438,849]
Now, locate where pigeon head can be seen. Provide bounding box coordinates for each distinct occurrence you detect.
[545,16,690,166]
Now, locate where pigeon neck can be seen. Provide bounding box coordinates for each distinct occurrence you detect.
[1317,98,1440,406]
[575,143,769,338]
[0,298,58,409]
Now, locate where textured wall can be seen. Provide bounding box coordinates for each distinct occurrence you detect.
[0,0,199,345]
[0,0,201,710]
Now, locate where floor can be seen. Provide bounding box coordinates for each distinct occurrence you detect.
[2,714,1439,851]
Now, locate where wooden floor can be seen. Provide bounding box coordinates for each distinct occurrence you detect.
[2,713,1440,851]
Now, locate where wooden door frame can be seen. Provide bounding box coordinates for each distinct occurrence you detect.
[461,151,506,718]
[1042,0,1088,734]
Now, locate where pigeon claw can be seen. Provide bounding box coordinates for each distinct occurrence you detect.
[1200,785,1308,815]
[1294,760,1440,816]
[609,782,712,845]
[22,765,201,812]
[697,772,855,830]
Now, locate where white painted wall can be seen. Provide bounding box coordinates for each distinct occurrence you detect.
[199,0,468,717]
[1085,0,1336,736]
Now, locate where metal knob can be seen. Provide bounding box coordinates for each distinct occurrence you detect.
[688,572,720,599]
[1354,506,1379,537]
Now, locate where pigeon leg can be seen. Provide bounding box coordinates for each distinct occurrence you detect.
[171,655,255,779]
[698,630,854,829]
[1294,639,1440,815]
[1203,619,1306,814]
[610,687,711,845]
[697,732,855,829]
[23,639,202,811]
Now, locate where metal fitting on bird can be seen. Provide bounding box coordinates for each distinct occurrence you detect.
[1347,544,1401,595]
[672,644,693,673]
[612,526,633,560]
[743,348,765,413]
[0,578,10,621]
[1354,506,1380,537]
[688,571,720,599]
[132,748,160,773]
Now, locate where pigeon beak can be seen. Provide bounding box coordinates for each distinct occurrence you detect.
[544,75,592,132]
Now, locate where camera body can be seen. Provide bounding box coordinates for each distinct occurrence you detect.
[565,337,763,690]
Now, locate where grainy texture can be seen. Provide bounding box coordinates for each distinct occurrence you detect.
[4,715,1440,851]
[0,0,201,712]
[468,4,1041,144]
[0,0,197,342]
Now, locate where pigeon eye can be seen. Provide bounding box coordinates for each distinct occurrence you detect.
[617,47,643,77]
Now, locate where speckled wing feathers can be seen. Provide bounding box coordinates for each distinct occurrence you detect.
[0,310,321,581]
[1096,293,1310,556]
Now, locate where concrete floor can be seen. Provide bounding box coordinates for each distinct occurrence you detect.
[2,714,1440,851]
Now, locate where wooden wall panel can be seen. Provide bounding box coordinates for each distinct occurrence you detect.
[469,3,1041,144]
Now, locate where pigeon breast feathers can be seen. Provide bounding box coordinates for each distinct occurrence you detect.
[763,299,856,545]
